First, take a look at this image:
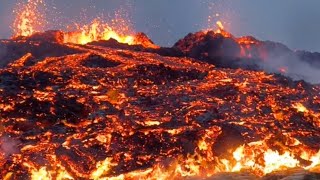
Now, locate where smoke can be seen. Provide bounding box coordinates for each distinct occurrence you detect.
[245,41,320,84]
[0,44,6,57]
[0,44,7,61]
[259,54,320,84]
[174,30,320,85]
[222,40,320,84]
[214,37,320,84]
[0,44,8,68]
[0,136,20,157]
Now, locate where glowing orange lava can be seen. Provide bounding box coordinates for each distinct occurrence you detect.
[4,3,320,180]
[63,19,135,45]
[11,1,157,48]
[214,20,232,38]
[218,136,320,176]
[12,0,46,37]
[216,21,224,30]
[23,134,320,180]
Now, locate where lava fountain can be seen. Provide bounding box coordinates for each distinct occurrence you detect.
[12,0,47,38]
[63,19,135,45]
[11,0,156,48]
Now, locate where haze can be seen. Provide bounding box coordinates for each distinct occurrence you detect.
[1,0,320,52]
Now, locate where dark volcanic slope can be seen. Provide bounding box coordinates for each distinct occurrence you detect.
[0,38,319,179]
[0,34,83,68]
[174,30,320,84]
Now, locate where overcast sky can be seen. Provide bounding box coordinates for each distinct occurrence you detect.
[1,0,320,52]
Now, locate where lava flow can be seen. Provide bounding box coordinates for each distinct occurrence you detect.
[0,1,320,180]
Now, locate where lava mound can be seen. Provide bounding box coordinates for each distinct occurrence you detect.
[173,30,288,68]
[172,30,320,84]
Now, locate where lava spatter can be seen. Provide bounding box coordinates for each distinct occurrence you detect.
[12,0,47,38]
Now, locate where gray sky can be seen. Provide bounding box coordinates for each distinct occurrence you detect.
[1,0,320,52]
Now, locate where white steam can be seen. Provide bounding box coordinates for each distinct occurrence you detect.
[258,51,320,84]
[0,136,20,157]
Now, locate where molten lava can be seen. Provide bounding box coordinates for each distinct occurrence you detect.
[63,19,135,45]
[0,39,319,179]
[2,2,320,180]
[213,21,232,38]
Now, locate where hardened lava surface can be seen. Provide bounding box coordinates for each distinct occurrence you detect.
[0,40,319,179]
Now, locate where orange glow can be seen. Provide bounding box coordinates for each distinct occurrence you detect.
[3,4,320,180]
[63,19,158,48]
[216,136,320,176]
[90,157,115,179]
[2,48,320,179]
[12,0,46,37]
[11,2,158,48]
[63,19,135,45]
[216,21,224,30]
[293,103,309,113]
[214,20,232,38]
[31,167,51,180]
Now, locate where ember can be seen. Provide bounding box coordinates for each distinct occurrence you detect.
[12,0,46,38]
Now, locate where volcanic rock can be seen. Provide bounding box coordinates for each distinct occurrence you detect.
[18,30,65,43]
[173,30,320,78]
[0,38,83,68]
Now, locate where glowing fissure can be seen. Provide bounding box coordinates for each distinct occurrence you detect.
[63,19,135,45]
